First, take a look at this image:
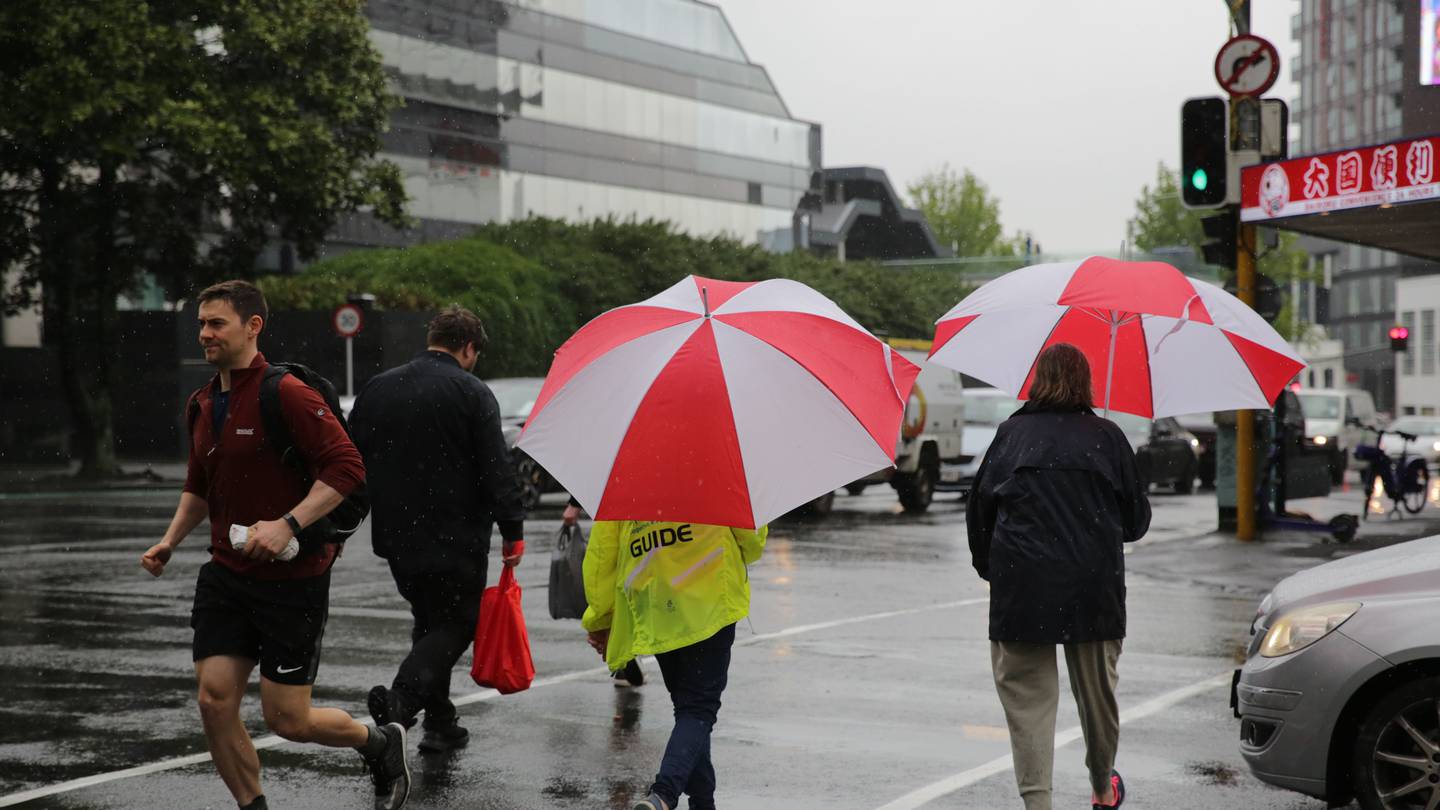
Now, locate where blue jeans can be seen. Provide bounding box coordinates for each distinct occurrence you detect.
[650,623,735,810]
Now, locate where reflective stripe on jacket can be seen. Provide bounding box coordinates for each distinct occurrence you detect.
[581,521,766,671]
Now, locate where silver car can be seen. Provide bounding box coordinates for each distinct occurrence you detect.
[488,376,560,510]
[1234,536,1440,808]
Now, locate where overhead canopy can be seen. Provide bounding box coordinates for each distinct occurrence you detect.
[1240,133,1440,261]
[808,167,951,261]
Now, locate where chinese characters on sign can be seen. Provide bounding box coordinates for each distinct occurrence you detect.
[1241,135,1440,222]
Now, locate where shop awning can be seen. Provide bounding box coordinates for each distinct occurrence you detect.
[1240,133,1440,261]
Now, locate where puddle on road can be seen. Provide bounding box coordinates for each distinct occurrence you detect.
[542,776,588,799]
[1359,474,1440,516]
[1188,761,1241,786]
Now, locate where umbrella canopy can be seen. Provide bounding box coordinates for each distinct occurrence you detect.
[927,256,1306,418]
[517,275,920,529]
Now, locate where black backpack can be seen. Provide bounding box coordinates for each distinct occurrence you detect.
[188,362,370,550]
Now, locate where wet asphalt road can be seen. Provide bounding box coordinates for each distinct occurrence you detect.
[1,481,1433,809]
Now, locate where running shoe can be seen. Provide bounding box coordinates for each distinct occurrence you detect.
[1092,768,1125,808]
[417,717,469,753]
[367,685,416,730]
[631,794,669,810]
[361,722,411,810]
[614,659,645,687]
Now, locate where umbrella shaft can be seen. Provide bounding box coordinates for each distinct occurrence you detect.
[1104,312,1119,417]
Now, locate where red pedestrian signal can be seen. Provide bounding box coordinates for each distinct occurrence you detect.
[1390,326,1410,352]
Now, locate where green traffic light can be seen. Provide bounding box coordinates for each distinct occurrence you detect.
[1191,168,1209,191]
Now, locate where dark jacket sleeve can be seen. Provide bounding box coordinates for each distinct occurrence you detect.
[966,430,1003,581]
[277,377,366,497]
[470,382,526,543]
[1112,426,1151,543]
[347,380,375,459]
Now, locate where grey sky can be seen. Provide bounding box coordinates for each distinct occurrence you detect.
[717,1,1296,254]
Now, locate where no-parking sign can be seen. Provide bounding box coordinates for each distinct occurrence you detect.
[332,304,364,338]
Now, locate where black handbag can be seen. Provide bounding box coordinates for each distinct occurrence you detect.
[547,523,589,620]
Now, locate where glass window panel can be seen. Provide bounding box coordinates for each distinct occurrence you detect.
[1403,311,1416,375]
[524,0,744,62]
[384,37,811,166]
[1357,276,1374,311]
[603,80,625,133]
[1424,310,1437,375]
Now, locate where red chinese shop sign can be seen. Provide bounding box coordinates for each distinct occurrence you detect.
[1240,134,1440,222]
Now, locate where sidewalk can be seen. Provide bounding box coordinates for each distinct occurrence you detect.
[1130,484,1440,604]
[0,459,186,494]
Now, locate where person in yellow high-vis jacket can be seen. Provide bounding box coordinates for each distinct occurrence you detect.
[582,520,766,810]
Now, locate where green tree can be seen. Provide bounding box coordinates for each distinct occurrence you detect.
[1127,163,1318,340]
[1127,163,1204,252]
[0,0,408,476]
[906,165,1023,257]
[264,217,973,366]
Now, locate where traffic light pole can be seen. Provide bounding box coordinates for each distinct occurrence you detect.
[1236,219,1258,541]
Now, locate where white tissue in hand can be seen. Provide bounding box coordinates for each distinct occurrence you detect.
[228,523,299,561]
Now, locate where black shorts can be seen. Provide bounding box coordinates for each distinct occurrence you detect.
[191,561,331,686]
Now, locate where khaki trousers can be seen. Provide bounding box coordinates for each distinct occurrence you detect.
[990,639,1122,810]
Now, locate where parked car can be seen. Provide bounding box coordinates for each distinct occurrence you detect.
[1233,535,1440,808]
[1377,416,1440,466]
[1296,388,1379,484]
[1108,414,1201,493]
[954,388,1022,488]
[487,376,564,510]
[842,347,966,513]
[1173,412,1217,489]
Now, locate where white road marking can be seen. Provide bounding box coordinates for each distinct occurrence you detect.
[0,597,986,806]
[740,598,988,645]
[873,672,1233,810]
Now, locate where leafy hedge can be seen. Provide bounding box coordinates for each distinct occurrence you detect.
[261,217,970,376]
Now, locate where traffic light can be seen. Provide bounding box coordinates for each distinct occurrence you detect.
[1390,326,1410,352]
[1182,98,1228,208]
[1200,209,1238,270]
[1223,272,1283,322]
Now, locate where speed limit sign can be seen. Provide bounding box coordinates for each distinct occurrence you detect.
[332,304,364,338]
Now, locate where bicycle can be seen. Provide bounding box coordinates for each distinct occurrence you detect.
[1351,422,1430,519]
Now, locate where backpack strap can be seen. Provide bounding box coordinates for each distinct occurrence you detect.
[259,364,302,472]
[185,390,203,436]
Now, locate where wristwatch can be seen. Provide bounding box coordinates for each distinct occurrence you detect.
[282,513,302,536]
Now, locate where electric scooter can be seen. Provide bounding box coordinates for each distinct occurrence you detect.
[1256,393,1359,543]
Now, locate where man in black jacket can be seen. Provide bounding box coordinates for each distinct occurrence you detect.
[967,344,1150,810]
[349,306,526,753]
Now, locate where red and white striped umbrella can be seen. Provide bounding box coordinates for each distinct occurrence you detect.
[517,275,921,529]
[928,257,1305,418]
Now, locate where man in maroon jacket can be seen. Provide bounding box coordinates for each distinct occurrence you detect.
[141,281,410,810]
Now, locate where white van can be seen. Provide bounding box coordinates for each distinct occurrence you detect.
[955,388,1022,487]
[841,343,966,513]
[1294,388,1378,483]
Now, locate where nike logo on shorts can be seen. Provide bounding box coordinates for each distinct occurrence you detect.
[277,665,304,674]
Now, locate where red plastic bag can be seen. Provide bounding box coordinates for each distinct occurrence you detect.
[470,566,535,694]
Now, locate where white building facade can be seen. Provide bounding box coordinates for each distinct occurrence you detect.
[319,0,821,258]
